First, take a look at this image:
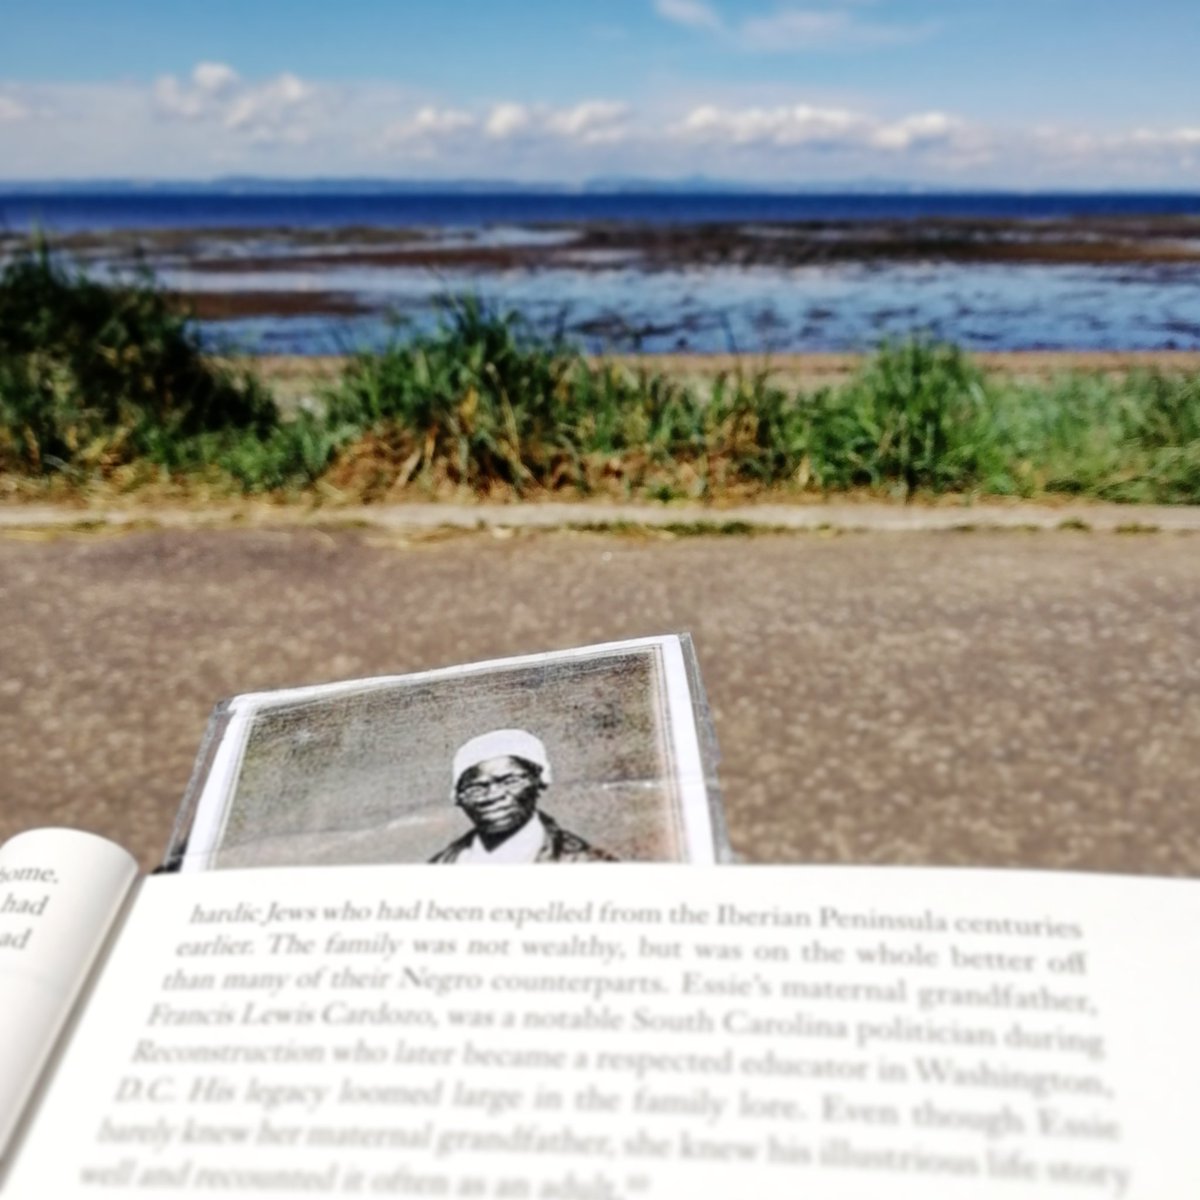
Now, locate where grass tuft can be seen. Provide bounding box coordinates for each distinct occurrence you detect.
[0,243,284,483]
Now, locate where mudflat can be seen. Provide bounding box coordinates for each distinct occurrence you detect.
[14,217,1199,347]
[2,525,1197,875]
[24,214,1200,273]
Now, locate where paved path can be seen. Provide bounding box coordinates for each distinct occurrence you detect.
[2,520,1198,875]
[3,499,1200,534]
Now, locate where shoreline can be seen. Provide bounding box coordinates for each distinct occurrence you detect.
[242,349,1200,406]
[14,214,1200,269]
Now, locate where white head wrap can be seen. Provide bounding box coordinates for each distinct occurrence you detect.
[452,729,551,791]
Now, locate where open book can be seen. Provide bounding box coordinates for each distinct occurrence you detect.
[3,637,1198,1197]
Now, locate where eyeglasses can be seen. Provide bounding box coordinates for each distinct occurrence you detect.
[457,773,532,801]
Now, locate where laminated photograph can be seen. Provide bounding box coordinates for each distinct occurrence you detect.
[165,633,728,870]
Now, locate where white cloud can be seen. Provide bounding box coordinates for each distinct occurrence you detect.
[1130,127,1200,147]
[674,101,973,165]
[654,0,724,32]
[0,95,30,122]
[153,62,242,120]
[480,101,630,145]
[192,62,239,96]
[385,105,476,144]
[653,2,935,51]
[1,65,1199,186]
[677,102,871,147]
[224,73,316,141]
[153,77,206,120]
[152,64,323,145]
[485,102,533,139]
[545,101,630,144]
[871,111,962,151]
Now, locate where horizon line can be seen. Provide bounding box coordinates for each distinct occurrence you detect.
[2,177,1200,196]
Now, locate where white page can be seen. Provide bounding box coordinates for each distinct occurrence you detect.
[0,829,138,1161]
[6,864,1198,1197]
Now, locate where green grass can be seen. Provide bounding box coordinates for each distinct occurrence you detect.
[319,309,1200,504]
[0,243,283,480]
[317,304,1008,500]
[2,249,1199,503]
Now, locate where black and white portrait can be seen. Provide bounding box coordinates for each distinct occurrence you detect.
[168,636,722,869]
[429,728,617,863]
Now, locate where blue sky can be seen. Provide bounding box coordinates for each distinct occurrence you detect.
[1,0,1198,184]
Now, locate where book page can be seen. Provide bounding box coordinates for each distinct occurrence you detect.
[0,829,139,1161]
[6,864,1198,1197]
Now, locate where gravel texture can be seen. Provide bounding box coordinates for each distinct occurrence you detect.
[2,525,1198,876]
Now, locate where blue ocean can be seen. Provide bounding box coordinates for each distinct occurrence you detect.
[5,190,1200,231]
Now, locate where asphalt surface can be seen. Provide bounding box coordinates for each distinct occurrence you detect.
[2,521,1198,876]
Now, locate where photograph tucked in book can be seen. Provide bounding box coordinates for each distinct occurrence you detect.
[3,635,1199,1197]
[166,634,728,870]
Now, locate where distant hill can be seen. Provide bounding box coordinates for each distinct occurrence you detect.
[0,177,1193,197]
